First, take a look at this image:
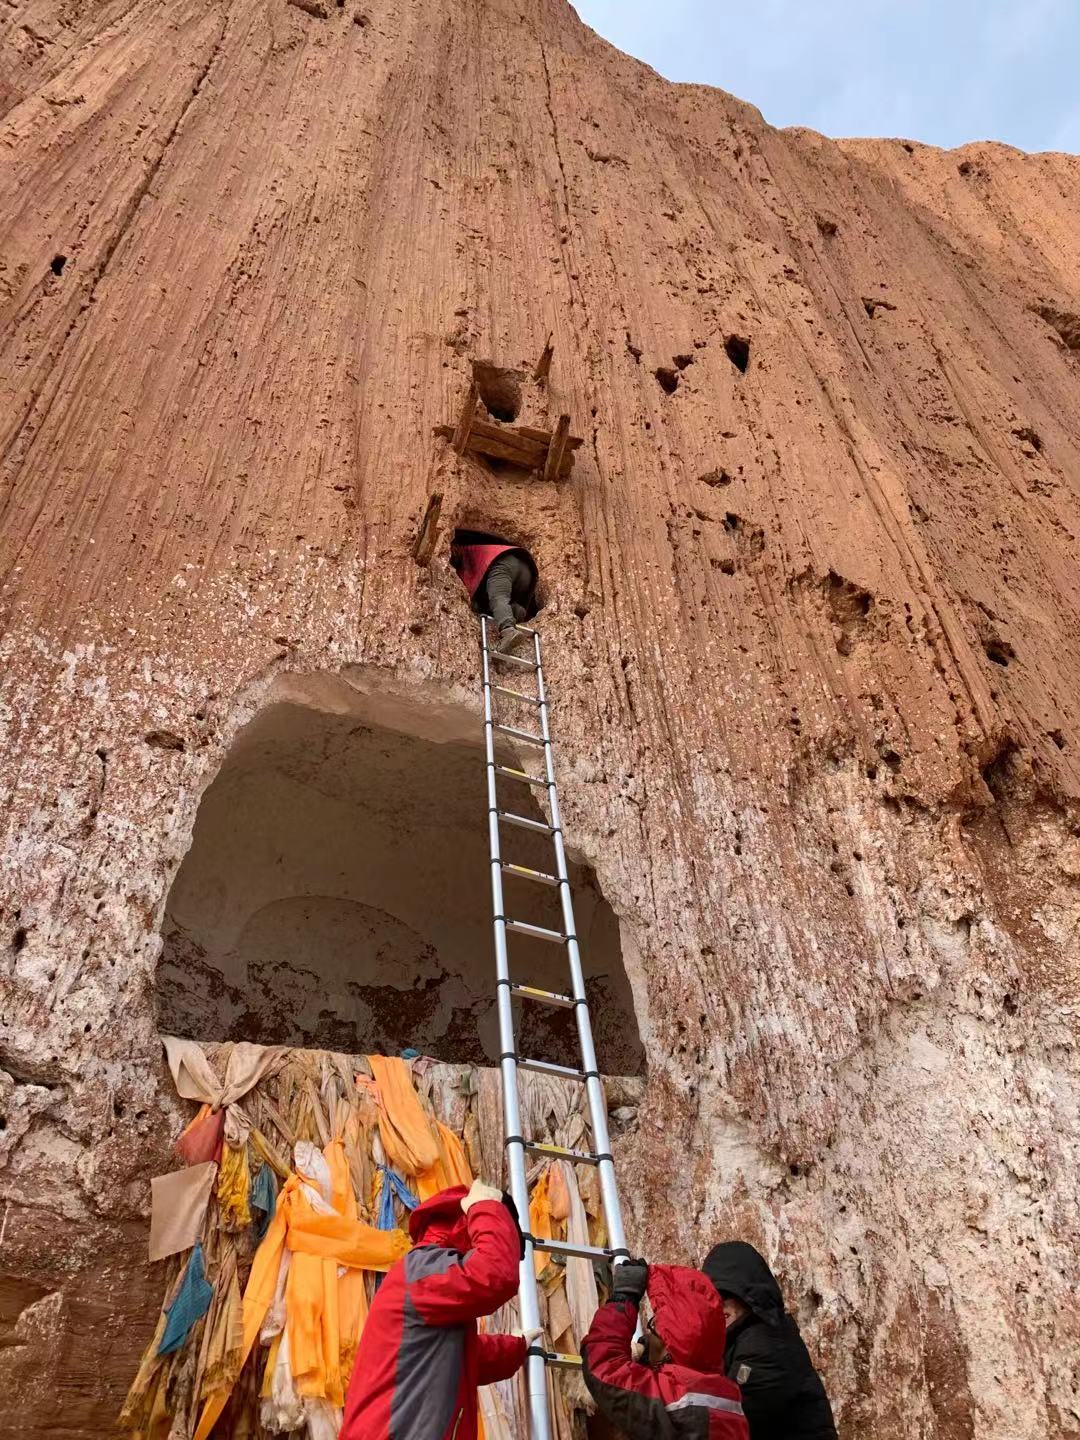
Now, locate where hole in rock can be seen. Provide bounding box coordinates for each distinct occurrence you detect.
[724,334,750,373]
[984,639,1015,667]
[156,675,642,1074]
[472,360,522,422]
[654,366,679,395]
[449,528,545,618]
[50,254,67,276]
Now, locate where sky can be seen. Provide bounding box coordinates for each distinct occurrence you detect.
[571,0,1080,155]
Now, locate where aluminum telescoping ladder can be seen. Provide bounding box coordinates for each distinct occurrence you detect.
[480,615,631,1440]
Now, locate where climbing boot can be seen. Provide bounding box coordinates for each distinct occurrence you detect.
[496,626,526,655]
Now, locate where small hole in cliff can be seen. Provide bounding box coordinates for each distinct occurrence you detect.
[50,254,67,276]
[145,729,186,752]
[654,366,679,395]
[11,927,27,953]
[816,215,838,237]
[881,748,902,774]
[981,739,1020,799]
[701,468,732,488]
[674,353,694,370]
[449,529,543,619]
[724,335,751,373]
[1049,729,1067,750]
[472,361,522,422]
[984,639,1015,667]
[1003,993,1019,1015]
[1012,426,1043,452]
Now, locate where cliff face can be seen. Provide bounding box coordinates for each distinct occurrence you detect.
[2,1,1079,1435]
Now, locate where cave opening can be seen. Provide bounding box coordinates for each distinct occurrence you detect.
[156,674,643,1075]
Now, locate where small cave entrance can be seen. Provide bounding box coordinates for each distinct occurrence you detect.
[156,674,643,1074]
[450,527,546,618]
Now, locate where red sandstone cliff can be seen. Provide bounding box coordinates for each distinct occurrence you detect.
[2,1,1079,1436]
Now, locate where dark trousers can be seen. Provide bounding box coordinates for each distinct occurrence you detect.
[484,553,535,631]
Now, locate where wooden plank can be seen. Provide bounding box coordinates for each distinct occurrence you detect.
[451,383,478,452]
[518,424,583,451]
[543,413,572,483]
[467,433,546,466]
[412,491,442,565]
[532,332,554,383]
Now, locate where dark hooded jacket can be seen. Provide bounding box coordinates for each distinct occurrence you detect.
[339,1185,526,1440]
[582,1265,749,1439]
[702,1243,837,1440]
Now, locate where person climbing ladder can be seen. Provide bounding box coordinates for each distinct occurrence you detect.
[450,530,538,653]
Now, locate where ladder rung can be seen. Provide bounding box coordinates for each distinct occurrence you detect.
[525,1141,601,1166]
[505,919,566,944]
[501,862,558,887]
[494,723,546,747]
[492,651,538,670]
[492,685,541,706]
[544,1352,583,1370]
[529,1236,614,1263]
[499,810,554,835]
[517,1057,584,1080]
[510,984,574,1009]
[496,765,547,787]
[482,616,540,638]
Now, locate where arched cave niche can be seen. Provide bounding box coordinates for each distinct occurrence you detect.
[157,672,643,1075]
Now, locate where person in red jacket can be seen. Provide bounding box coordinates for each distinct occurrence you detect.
[339,1180,528,1440]
[449,532,538,654]
[583,1259,749,1440]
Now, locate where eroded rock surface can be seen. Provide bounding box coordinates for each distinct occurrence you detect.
[1,1,1079,1436]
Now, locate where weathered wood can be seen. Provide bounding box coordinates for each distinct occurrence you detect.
[436,407,582,479]
[451,383,478,452]
[543,413,571,484]
[412,491,442,565]
[533,332,554,383]
[517,425,583,451]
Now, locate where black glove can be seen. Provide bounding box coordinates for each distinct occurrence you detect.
[501,1190,526,1261]
[611,1257,648,1306]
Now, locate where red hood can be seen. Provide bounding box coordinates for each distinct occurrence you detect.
[647,1264,727,1368]
[408,1185,471,1250]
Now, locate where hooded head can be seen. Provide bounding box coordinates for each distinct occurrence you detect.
[646,1265,727,1369]
[702,1241,785,1328]
[408,1185,470,1251]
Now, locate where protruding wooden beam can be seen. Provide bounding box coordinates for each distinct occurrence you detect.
[451,383,478,453]
[412,492,443,565]
[543,414,571,483]
[533,332,554,383]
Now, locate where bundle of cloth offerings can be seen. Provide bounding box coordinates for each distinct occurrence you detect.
[122,1041,640,1440]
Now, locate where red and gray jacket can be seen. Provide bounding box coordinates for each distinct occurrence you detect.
[449,539,528,599]
[339,1186,526,1440]
[583,1265,749,1440]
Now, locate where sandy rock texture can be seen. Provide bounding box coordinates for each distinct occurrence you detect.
[2,0,1079,1435]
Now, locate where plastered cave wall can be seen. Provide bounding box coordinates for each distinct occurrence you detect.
[1,1,1080,1437]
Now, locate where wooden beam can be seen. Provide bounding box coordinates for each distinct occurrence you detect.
[412,492,442,565]
[543,414,572,483]
[450,383,478,453]
[532,332,554,383]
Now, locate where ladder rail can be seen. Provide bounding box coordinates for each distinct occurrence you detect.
[532,626,630,1264]
[481,619,551,1440]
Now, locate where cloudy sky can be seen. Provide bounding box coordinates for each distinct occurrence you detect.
[572,0,1080,154]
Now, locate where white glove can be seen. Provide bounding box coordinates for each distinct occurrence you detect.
[513,1326,543,1345]
[460,1179,502,1213]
